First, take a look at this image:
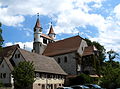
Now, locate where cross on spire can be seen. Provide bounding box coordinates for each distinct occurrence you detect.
[37,13,39,19]
[51,22,52,25]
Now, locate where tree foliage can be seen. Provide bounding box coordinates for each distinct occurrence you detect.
[107,49,119,62]
[69,73,93,86]
[100,62,120,89]
[85,38,106,64]
[84,38,106,76]
[12,61,35,89]
[0,22,3,48]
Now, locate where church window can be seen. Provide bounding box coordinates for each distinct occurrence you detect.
[82,47,84,51]
[3,73,6,78]
[43,38,47,44]
[58,58,60,63]
[64,56,67,63]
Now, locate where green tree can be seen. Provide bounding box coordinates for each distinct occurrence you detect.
[100,63,120,89]
[107,49,119,62]
[0,22,4,48]
[85,38,106,65]
[12,61,35,89]
[84,38,106,76]
[69,73,93,86]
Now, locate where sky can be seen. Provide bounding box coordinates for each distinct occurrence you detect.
[0,0,120,55]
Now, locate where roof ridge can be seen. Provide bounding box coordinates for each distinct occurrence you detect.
[49,35,83,44]
[3,44,19,49]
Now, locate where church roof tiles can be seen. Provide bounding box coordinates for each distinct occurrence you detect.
[43,35,83,56]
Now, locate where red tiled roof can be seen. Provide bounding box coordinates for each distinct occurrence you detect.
[41,34,53,40]
[83,46,97,56]
[48,25,55,34]
[43,35,83,56]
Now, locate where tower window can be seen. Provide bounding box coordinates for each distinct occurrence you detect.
[64,56,67,63]
[43,38,47,44]
[58,58,60,63]
[82,47,84,51]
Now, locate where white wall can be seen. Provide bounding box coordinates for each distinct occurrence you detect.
[12,49,25,65]
[77,39,88,56]
[0,60,11,84]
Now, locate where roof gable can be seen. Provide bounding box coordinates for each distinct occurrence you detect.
[0,44,19,71]
[83,46,97,56]
[43,35,83,56]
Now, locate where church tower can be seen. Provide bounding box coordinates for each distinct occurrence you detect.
[33,14,56,54]
[48,22,56,40]
[33,13,44,54]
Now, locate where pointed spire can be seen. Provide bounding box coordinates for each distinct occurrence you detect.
[34,13,41,28]
[48,22,55,35]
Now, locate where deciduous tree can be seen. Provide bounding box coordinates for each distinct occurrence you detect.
[12,61,35,89]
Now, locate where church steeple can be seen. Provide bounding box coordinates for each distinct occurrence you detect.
[34,13,42,32]
[34,13,42,43]
[48,22,56,39]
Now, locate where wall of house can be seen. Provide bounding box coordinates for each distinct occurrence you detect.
[12,49,25,65]
[33,78,64,89]
[12,49,66,89]
[77,39,88,56]
[53,53,77,75]
[0,60,11,84]
[33,74,64,89]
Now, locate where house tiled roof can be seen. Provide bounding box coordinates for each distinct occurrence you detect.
[83,46,97,56]
[43,35,83,56]
[0,45,19,71]
[18,48,67,75]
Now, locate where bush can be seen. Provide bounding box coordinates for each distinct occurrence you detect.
[0,81,3,87]
[69,73,93,86]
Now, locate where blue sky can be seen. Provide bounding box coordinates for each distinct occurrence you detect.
[0,0,120,55]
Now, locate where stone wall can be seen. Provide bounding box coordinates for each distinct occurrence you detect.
[54,52,77,75]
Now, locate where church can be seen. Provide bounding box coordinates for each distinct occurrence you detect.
[0,14,99,89]
[32,15,98,75]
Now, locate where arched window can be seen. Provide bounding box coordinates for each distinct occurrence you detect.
[64,56,67,63]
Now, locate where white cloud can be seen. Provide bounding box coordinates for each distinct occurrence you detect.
[0,0,105,26]
[1,0,120,54]
[113,4,120,20]
[5,41,33,51]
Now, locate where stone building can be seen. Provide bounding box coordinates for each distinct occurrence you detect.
[32,16,98,76]
[0,45,67,89]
